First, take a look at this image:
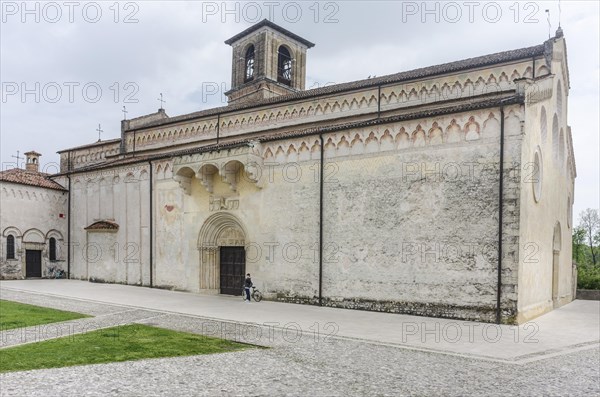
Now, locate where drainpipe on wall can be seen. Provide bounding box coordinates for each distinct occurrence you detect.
[148,161,153,288]
[67,173,71,279]
[318,134,324,306]
[496,106,505,324]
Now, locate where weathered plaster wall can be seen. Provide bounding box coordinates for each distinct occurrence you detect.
[0,182,67,279]
[149,105,524,322]
[517,36,575,322]
[69,167,150,286]
[87,231,119,283]
[315,107,521,322]
[61,95,569,324]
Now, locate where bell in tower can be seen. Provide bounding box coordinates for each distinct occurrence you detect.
[224,19,315,105]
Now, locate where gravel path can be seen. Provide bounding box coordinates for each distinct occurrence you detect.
[0,290,598,396]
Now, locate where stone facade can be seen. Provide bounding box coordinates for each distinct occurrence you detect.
[4,23,576,324]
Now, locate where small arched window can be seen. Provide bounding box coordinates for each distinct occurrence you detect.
[557,81,563,120]
[6,235,15,260]
[277,46,292,86]
[245,45,255,82]
[552,114,559,161]
[49,237,57,261]
[532,149,543,202]
[540,106,547,143]
[558,128,565,166]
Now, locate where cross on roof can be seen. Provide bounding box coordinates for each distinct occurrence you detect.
[157,93,166,110]
[11,151,23,168]
[122,106,128,120]
[96,124,103,142]
[558,0,562,28]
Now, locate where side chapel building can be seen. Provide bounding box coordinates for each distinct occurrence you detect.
[0,20,576,324]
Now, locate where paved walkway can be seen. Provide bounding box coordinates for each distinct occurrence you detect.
[1,279,598,363]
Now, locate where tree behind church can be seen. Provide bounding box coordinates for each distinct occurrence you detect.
[573,208,600,289]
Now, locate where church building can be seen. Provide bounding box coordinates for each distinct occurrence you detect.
[1,20,576,324]
[0,151,68,278]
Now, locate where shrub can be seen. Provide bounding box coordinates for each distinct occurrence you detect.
[577,265,600,290]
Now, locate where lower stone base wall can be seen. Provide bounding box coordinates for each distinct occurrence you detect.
[1,262,68,280]
[0,262,23,280]
[270,293,517,324]
[576,289,600,300]
[86,277,148,289]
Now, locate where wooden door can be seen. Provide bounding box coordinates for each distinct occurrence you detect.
[25,250,42,278]
[219,247,245,295]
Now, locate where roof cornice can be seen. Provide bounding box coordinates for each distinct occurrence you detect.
[224,19,315,48]
[56,94,524,177]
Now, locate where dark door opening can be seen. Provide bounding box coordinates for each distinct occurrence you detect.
[25,250,42,278]
[219,246,245,295]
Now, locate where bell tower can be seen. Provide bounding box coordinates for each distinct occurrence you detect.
[224,19,314,105]
[24,151,41,172]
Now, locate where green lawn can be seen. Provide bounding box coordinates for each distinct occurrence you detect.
[0,300,90,330]
[0,323,251,373]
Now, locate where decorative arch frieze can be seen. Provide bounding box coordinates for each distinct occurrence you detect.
[68,62,534,172]
[258,109,515,164]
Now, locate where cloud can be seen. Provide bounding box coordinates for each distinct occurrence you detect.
[1,0,597,219]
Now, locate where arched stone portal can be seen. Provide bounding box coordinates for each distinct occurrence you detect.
[197,212,247,294]
[552,222,562,306]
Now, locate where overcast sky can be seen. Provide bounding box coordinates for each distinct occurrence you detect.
[1,1,598,221]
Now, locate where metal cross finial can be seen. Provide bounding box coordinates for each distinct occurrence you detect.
[545,9,551,39]
[157,93,166,110]
[11,151,23,168]
[96,124,104,142]
[122,106,128,120]
[558,0,562,28]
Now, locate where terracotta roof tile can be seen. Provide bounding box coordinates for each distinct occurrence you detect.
[57,138,121,154]
[123,42,546,131]
[224,19,315,48]
[59,39,549,155]
[0,169,67,191]
[84,220,119,231]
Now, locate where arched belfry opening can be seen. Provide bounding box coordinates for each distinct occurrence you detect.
[244,44,255,82]
[277,45,292,86]
[197,212,247,294]
[552,222,562,306]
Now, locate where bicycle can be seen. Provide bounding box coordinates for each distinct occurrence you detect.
[242,286,263,302]
[47,267,65,279]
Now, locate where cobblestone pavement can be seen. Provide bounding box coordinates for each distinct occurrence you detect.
[1,290,599,396]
